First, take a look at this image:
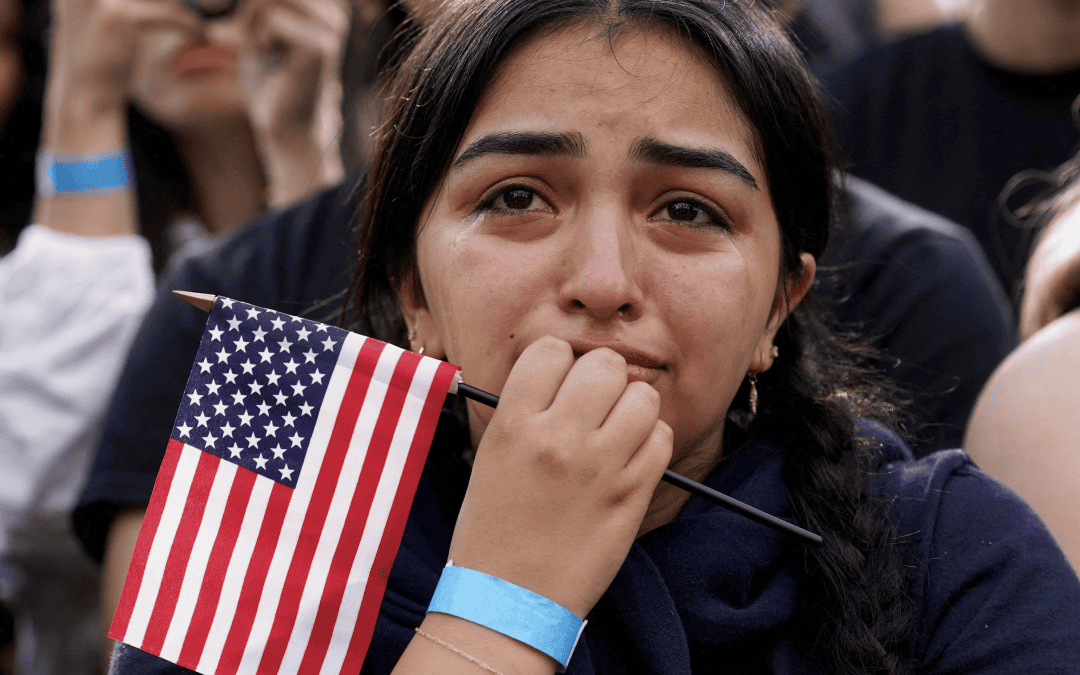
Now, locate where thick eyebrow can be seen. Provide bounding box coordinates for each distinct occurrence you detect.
[452,131,587,168]
[629,137,759,190]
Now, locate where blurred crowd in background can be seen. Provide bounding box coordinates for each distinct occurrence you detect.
[1,0,1078,673]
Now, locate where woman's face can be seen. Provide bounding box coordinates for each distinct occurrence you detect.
[129,5,247,131]
[403,23,814,476]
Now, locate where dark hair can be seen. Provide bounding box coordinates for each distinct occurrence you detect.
[345,1,915,672]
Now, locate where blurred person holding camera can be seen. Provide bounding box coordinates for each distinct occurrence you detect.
[0,0,350,670]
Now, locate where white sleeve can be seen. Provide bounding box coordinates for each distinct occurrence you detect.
[0,225,155,553]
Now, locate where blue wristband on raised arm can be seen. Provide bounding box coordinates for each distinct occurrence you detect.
[36,150,134,195]
[427,564,587,669]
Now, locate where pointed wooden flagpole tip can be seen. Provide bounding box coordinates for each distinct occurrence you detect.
[172,290,217,313]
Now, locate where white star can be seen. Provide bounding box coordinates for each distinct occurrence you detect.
[195,412,210,427]
[321,336,337,351]
[252,326,267,342]
[282,412,297,427]
[228,443,243,458]
[299,402,314,416]
[240,360,256,374]
[238,411,253,426]
[245,433,260,448]
[270,316,286,332]
[176,422,193,438]
[220,298,235,308]
[264,421,279,436]
[257,402,272,416]
[291,382,308,396]
[273,392,289,406]
[231,391,247,406]
[315,323,328,332]
[248,381,264,395]
[279,465,294,481]
[208,326,224,341]
[271,444,286,460]
[310,369,325,385]
[213,401,228,416]
[283,359,299,374]
[227,317,242,331]
[258,347,274,363]
[266,370,282,386]
[303,349,317,364]
[278,337,294,353]
[197,358,213,373]
[203,433,218,448]
[221,422,236,437]
[223,369,238,384]
[253,454,268,470]
[234,337,249,352]
[246,307,261,320]
[216,347,230,363]
[289,432,304,448]
[187,390,204,406]
[206,380,222,396]
[296,327,312,342]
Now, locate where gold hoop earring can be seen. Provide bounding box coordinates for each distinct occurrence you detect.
[407,326,416,341]
[748,373,758,416]
[418,346,425,357]
[772,345,779,359]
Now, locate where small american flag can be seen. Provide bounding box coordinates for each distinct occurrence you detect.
[110,296,460,675]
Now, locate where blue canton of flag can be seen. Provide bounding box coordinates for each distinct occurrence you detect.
[172,297,346,487]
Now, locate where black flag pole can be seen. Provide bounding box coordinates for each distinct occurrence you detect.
[452,380,823,546]
[173,291,822,546]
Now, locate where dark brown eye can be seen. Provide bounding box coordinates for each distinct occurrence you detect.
[668,201,702,221]
[503,188,534,210]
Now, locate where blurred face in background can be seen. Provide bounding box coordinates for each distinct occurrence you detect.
[129,0,248,132]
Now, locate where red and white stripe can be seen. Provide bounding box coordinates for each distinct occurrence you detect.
[110,335,459,675]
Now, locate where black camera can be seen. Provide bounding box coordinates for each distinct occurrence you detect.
[182,0,240,20]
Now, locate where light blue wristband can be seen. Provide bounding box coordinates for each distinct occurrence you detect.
[36,150,133,195]
[427,564,587,669]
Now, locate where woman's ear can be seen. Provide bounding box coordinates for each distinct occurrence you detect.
[396,270,446,359]
[751,252,816,374]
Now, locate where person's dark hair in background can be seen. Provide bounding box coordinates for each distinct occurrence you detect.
[0,0,45,255]
[348,1,917,672]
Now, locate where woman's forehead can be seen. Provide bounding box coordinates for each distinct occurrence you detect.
[463,19,765,181]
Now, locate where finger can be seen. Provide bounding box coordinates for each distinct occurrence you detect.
[272,0,350,32]
[256,7,340,58]
[595,380,661,465]
[109,0,201,32]
[496,336,577,416]
[248,0,348,34]
[547,347,629,433]
[621,419,673,493]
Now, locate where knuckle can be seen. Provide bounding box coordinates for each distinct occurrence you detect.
[533,448,569,480]
[586,348,627,379]
[627,381,660,409]
[531,335,573,362]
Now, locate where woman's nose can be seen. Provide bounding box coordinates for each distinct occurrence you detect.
[558,214,644,322]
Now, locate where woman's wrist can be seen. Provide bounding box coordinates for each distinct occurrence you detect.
[426,563,587,670]
[40,84,128,156]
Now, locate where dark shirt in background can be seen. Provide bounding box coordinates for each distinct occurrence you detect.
[823,25,1080,297]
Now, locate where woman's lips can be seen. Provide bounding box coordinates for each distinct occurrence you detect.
[566,339,666,385]
[174,44,236,74]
